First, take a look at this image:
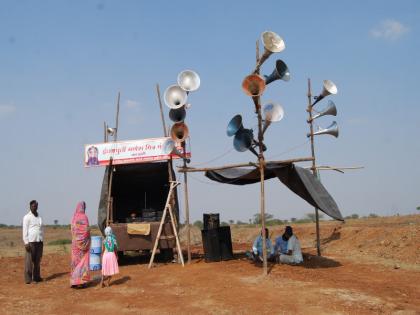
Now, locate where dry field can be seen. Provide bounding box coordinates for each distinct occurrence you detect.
[0,215,419,314]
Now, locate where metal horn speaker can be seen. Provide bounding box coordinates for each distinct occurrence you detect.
[177,70,201,93]
[227,114,243,137]
[308,121,339,138]
[162,138,190,162]
[169,106,186,122]
[164,85,188,109]
[311,100,337,120]
[312,80,338,106]
[233,128,258,157]
[242,74,266,97]
[170,122,189,142]
[262,102,284,134]
[264,60,290,85]
[254,31,285,73]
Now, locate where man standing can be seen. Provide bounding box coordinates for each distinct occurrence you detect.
[279,226,303,265]
[23,200,44,284]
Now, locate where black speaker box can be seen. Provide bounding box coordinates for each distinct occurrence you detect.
[218,226,234,261]
[201,226,233,262]
[203,213,220,230]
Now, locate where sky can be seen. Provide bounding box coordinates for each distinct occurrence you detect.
[1,0,419,225]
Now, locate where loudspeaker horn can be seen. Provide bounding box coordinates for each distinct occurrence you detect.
[106,127,116,136]
[242,74,266,97]
[312,80,338,106]
[177,70,201,93]
[170,122,189,142]
[254,31,286,73]
[226,114,243,137]
[311,100,337,121]
[308,121,339,138]
[233,128,258,157]
[264,60,290,85]
[169,106,186,122]
[162,138,190,162]
[164,85,188,109]
[262,102,285,134]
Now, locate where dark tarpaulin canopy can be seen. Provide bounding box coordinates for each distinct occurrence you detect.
[205,163,344,221]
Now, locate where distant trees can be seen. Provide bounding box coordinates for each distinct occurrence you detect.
[193,220,203,229]
[417,206,420,211]
[305,212,324,222]
[344,213,359,220]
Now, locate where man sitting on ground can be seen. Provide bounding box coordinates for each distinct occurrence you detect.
[275,232,288,256]
[279,226,303,265]
[251,228,275,262]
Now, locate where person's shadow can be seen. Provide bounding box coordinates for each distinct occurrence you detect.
[45,272,67,282]
[111,276,131,286]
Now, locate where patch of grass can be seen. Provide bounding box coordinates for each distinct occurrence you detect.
[48,239,71,246]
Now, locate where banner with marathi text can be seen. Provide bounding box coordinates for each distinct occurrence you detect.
[84,137,190,167]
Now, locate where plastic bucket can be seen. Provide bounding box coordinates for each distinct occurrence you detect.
[90,236,102,254]
[89,253,101,271]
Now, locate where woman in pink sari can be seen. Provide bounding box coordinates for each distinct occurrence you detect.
[70,201,91,288]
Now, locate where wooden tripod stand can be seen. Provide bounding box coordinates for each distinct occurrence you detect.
[148,181,185,268]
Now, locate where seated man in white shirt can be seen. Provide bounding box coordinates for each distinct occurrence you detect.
[279,226,303,265]
[251,228,275,262]
[22,200,44,284]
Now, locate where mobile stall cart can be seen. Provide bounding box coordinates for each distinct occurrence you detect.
[84,137,189,257]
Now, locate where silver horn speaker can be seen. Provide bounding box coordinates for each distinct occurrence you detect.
[308,121,339,138]
[262,102,284,134]
[164,85,188,109]
[264,60,290,85]
[169,106,186,122]
[227,114,243,137]
[162,138,190,162]
[254,31,285,73]
[177,70,201,93]
[312,80,338,106]
[311,100,337,121]
[170,122,189,142]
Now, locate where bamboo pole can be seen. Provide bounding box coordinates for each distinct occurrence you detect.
[156,84,178,226]
[115,92,120,142]
[255,39,268,276]
[176,157,314,173]
[182,141,191,264]
[307,78,321,256]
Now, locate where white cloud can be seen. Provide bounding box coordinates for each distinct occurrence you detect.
[125,99,140,109]
[0,104,16,116]
[370,19,409,41]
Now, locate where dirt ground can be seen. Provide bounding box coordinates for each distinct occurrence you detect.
[0,215,419,314]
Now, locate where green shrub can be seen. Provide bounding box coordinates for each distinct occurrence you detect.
[48,239,71,246]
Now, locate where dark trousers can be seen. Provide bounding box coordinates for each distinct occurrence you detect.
[24,242,43,283]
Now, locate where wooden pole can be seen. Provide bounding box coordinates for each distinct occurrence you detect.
[176,157,314,173]
[106,158,114,226]
[307,78,321,256]
[255,39,268,276]
[156,84,168,137]
[115,92,120,142]
[167,204,185,266]
[156,83,177,225]
[182,141,191,264]
[103,121,107,142]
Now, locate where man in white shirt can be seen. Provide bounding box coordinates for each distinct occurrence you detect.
[279,226,303,265]
[22,200,44,284]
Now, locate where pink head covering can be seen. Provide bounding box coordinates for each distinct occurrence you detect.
[71,201,89,240]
